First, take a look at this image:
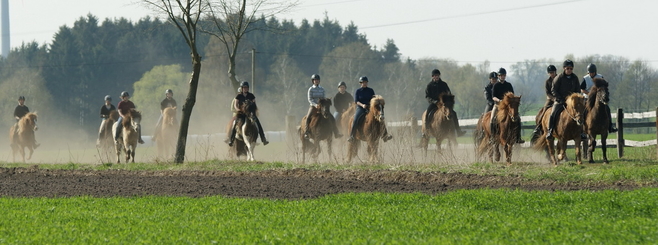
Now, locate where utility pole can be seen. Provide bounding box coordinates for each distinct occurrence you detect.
[251,48,256,93]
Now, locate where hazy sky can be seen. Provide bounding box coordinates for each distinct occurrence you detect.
[8,0,658,71]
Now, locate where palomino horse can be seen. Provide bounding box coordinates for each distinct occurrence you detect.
[534,93,586,165]
[9,112,38,162]
[584,78,610,164]
[420,92,457,155]
[475,92,522,165]
[227,100,259,161]
[112,109,142,163]
[298,98,334,162]
[98,110,119,156]
[156,106,177,158]
[341,95,392,162]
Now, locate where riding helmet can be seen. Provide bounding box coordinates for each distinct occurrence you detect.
[338,81,347,88]
[489,71,498,79]
[165,89,173,95]
[311,74,320,80]
[359,76,369,83]
[563,59,574,67]
[547,65,557,73]
[587,63,597,73]
[104,95,112,101]
[498,67,507,75]
[431,69,441,76]
[18,96,25,100]
[120,91,130,98]
[240,81,250,88]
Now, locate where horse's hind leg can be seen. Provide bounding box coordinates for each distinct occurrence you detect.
[131,147,136,163]
[26,147,33,160]
[588,136,597,163]
[601,135,609,164]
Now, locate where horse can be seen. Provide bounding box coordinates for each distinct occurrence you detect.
[298,98,334,162]
[98,110,119,156]
[227,100,259,161]
[420,92,457,155]
[475,92,522,165]
[155,106,178,158]
[9,112,39,162]
[533,93,586,165]
[112,109,142,163]
[584,78,610,164]
[341,95,392,162]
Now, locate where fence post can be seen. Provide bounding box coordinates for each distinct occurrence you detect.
[655,107,658,159]
[617,108,624,158]
[410,117,418,140]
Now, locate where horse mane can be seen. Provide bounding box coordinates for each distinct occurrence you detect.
[496,92,518,121]
[369,95,385,111]
[566,93,585,109]
[123,109,141,127]
[19,112,37,130]
[163,107,177,124]
[438,92,455,110]
[587,78,609,109]
[108,110,119,121]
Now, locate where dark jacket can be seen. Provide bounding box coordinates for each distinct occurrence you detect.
[160,97,177,110]
[14,105,29,119]
[425,79,451,103]
[484,82,495,105]
[100,104,116,118]
[551,72,580,103]
[354,87,375,106]
[492,81,514,100]
[333,92,353,113]
[235,92,256,107]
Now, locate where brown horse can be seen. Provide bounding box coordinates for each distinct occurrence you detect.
[475,92,522,165]
[420,92,457,155]
[9,112,39,162]
[298,98,334,162]
[534,93,586,165]
[227,100,259,161]
[156,107,178,158]
[113,109,142,163]
[584,78,610,164]
[341,95,392,162]
[98,110,119,156]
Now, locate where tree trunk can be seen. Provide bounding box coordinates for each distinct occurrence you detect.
[228,53,239,91]
[175,53,202,163]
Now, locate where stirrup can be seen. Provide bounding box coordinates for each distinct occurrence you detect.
[609,127,618,133]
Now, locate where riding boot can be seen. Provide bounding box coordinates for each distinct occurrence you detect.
[546,112,556,140]
[227,119,238,146]
[138,127,144,144]
[382,127,393,142]
[607,105,618,133]
[303,111,313,139]
[255,117,269,145]
[516,122,525,144]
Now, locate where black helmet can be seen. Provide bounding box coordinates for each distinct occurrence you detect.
[311,74,320,80]
[431,69,441,76]
[547,65,557,73]
[18,96,25,100]
[489,71,498,79]
[240,81,250,88]
[498,67,507,75]
[563,59,574,67]
[359,76,369,83]
[587,63,597,73]
[338,81,346,88]
[165,89,173,95]
[104,95,112,101]
[120,91,129,98]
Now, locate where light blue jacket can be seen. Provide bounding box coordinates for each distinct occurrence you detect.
[308,85,325,106]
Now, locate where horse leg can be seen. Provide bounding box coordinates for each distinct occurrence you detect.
[494,143,501,162]
[420,134,429,157]
[601,134,609,164]
[588,135,597,163]
[115,142,121,163]
[327,138,333,161]
[505,143,513,166]
[347,141,357,162]
[19,145,26,163]
[368,140,379,163]
[574,138,582,165]
[26,146,33,161]
[547,139,558,166]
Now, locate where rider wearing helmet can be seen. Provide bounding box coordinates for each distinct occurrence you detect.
[152,89,178,141]
[13,96,39,148]
[490,67,524,144]
[332,81,353,122]
[424,68,466,138]
[114,91,144,144]
[303,74,342,139]
[580,63,616,133]
[545,60,581,140]
[96,95,116,145]
[532,65,559,136]
[227,81,269,146]
[483,71,498,114]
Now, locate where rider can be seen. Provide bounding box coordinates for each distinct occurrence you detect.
[227,81,269,146]
[96,95,116,145]
[152,89,178,141]
[424,68,466,138]
[532,65,558,135]
[491,67,525,144]
[114,91,144,144]
[303,74,342,139]
[581,63,617,133]
[13,96,39,148]
[348,76,373,142]
[545,60,581,140]
[483,71,498,114]
[333,81,353,122]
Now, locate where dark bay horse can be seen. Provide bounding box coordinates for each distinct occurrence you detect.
[156,106,177,158]
[298,98,334,162]
[341,95,392,162]
[228,100,259,161]
[534,93,586,165]
[9,112,39,162]
[113,109,142,163]
[584,78,610,164]
[420,92,457,155]
[475,92,521,165]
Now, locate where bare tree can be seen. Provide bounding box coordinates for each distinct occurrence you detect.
[143,0,203,163]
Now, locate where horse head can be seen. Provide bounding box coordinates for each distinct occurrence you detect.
[566,93,586,126]
[591,78,610,106]
[498,92,521,123]
[437,92,455,120]
[20,113,38,132]
[163,106,177,125]
[318,98,332,119]
[241,100,258,120]
[126,109,142,132]
[370,95,386,121]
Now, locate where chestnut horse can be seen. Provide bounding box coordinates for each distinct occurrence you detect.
[112,109,142,163]
[227,100,259,161]
[298,98,334,162]
[420,92,457,155]
[9,112,39,162]
[534,93,586,165]
[341,95,392,162]
[475,92,522,165]
[156,107,178,158]
[584,78,610,164]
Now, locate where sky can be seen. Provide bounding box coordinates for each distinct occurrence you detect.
[6,0,658,72]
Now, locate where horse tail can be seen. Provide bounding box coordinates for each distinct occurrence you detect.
[532,136,548,151]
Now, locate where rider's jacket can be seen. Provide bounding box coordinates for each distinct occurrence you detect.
[552,72,580,103]
[492,81,514,101]
[425,79,450,103]
[307,85,325,107]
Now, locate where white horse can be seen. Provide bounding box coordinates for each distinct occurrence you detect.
[112,109,141,163]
